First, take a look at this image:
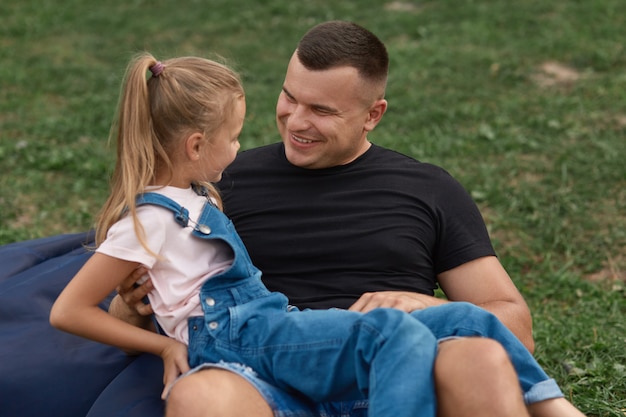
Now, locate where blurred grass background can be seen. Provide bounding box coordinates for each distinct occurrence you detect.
[1,1,624,414]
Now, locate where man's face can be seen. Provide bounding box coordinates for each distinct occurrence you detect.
[276,53,385,169]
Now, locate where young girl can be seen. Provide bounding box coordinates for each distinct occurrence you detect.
[50,53,579,417]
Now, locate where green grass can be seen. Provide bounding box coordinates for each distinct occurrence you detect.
[1,0,624,414]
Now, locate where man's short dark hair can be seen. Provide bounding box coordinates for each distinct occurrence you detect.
[296,21,389,85]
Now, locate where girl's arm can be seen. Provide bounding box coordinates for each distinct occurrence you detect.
[50,252,190,397]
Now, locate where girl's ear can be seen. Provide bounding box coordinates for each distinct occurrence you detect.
[184,132,205,161]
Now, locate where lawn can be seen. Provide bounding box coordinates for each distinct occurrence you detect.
[1,0,624,415]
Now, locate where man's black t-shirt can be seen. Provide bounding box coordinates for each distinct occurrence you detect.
[217,143,495,310]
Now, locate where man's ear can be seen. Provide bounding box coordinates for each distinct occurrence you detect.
[364,99,388,132]
[184,132,205,161]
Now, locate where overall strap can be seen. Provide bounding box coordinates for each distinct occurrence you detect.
[135,193,190,228]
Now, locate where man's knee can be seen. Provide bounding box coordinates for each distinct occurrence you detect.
[435,338,529,417]
[166,368,272,417]
[436,337,514,382]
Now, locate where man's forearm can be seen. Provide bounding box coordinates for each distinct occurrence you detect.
[477,300,535,353]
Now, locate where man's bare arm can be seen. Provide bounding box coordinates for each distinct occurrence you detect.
[437,256,534,353]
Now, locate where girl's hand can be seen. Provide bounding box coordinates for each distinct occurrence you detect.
[160,339,191,400]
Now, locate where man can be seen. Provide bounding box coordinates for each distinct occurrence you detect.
[112,21,582,417]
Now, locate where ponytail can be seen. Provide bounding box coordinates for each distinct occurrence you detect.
[95,53,170,247]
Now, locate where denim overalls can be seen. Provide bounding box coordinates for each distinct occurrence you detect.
[137,192,562,417]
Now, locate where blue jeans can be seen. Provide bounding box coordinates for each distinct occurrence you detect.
[187,291,562,416]
[188,284,439,417]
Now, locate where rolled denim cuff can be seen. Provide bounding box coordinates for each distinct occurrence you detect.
[524,378,564,404]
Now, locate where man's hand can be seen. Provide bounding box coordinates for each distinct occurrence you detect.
[116,266,154,316]
[348,291,448,313]
[108,266,155,333]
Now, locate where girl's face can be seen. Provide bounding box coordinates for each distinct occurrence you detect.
[200,96,246,182]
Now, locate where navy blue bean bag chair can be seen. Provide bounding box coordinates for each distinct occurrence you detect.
[0,232,164,417]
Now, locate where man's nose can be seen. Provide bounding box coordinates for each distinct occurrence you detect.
[286,105,310,131]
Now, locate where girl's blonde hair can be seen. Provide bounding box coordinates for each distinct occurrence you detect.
[95,52,244,248]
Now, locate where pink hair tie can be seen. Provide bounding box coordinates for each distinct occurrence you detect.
[150,61,165,77]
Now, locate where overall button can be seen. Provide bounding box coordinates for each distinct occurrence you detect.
[205,297,216,307]
[208,321,219,330]
[196,224,211,234]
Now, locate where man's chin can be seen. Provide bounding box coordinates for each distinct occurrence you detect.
[284,147,317,169]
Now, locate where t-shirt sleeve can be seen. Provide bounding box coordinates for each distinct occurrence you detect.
[96,207,167,268]
[432,169,496,274]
